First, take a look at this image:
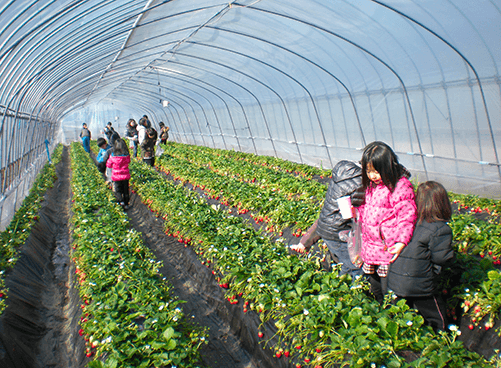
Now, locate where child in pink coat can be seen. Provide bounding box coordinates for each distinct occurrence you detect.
[106,138,131,210]
[357,141,417,303]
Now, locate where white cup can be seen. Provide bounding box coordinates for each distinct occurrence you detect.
[337,196,353,219]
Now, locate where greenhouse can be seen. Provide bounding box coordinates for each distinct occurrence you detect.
[0,1,500,368]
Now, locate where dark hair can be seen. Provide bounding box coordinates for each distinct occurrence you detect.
[361,141,403,192]
[128,119,136,126]
[416,181,451,223]
[147,128,157,140]
[113,138,129,156]
[139,117,149,127]
[96,137,107,147]
[159,122,165,127]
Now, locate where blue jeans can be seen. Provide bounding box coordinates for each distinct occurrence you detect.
[323,239,363,278]
[81,136,90,153]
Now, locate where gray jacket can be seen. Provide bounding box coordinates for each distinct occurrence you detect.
[315,160,362,241]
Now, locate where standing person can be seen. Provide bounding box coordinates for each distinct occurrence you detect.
[140,128,158,166]
[290,160,364,278]
[357,141,417,304]
[80,123,91,153]
[106,138,131,210]
[159,122,170,144]
[388,181,454,332]
[96,137,112,173]
[137,118,148,146]
[104,122,116,140]
[125,119,138,157]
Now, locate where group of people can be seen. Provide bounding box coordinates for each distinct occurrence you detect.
[124,117,169,166]
[291,141,454,333]
[79,117,170,210]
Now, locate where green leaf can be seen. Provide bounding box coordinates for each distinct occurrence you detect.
[487,270,501,281]
[104,357,118,368]
[377,316,389,330]
[163,327,175,341]
[386,321,398,338]
[87,361,104,368]
[166,338,177,350]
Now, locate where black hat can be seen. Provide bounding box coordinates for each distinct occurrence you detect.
[96,137,107,147]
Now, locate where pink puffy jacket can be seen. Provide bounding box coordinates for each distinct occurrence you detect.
[106,154,130,181]
[358,177,417,266]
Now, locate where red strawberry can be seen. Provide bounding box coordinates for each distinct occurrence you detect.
[258,332,264,338]
[276,351,282,358]
[469,324,474,330]
[284,350,290,357]
[304,357,311,363]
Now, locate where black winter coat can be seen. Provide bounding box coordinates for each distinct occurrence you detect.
[388,221,454,297]
[315,160,362,241]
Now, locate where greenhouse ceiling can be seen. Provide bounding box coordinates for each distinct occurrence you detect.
[0,0,500,198]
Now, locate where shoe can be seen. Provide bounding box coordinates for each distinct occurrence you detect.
[124,205,130,210]
[120,202,125,207]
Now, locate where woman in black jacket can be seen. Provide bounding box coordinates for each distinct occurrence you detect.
[140,128,158,166]
[388,181,455,332]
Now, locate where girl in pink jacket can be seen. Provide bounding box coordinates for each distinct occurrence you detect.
[357,141,417,303]
[106,138,131,210]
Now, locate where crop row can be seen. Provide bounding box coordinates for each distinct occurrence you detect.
[0,144,63,316]
[70,143,207,368]
[162,141,331,180]
[128,153,491,367]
